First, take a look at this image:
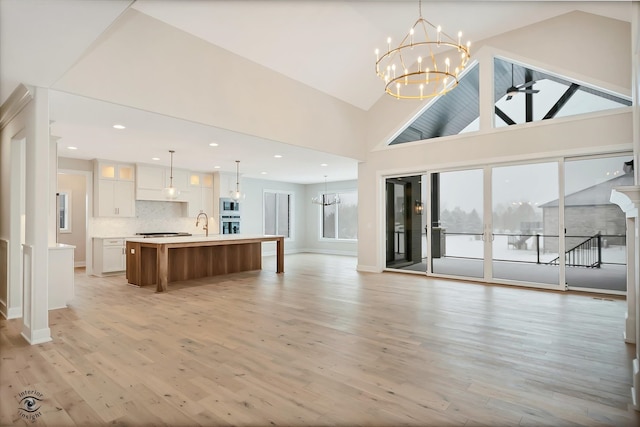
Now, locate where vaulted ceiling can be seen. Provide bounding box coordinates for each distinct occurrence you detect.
[0,1,633,183]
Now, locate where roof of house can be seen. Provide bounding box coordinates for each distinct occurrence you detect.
[540,173,634,208]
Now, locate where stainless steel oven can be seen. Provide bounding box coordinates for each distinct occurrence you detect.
[220,198,241,234]
[220,215,241,234]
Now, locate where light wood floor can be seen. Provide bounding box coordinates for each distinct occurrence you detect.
[1,253,639,426]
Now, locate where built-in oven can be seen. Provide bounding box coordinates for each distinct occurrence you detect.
[220,215,241,234]
[220,198,240,214]
[220,198,241,234]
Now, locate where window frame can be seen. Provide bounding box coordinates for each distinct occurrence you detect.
[58,190,72,233]
[263,189,295,241]
[319,189,358,242]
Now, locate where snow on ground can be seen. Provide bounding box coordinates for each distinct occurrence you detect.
[424,235,626,264]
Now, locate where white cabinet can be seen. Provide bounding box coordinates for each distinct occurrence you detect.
[93,238,126,275]
[136,164,166,200]
[136,163,190,202]
[49,244,75,309]
[94,160,135,217]
[187,172,214,217]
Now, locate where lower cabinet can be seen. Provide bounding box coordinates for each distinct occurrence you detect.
[93,238,126,275]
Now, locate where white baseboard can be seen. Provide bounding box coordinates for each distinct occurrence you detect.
[299,248,357,256]
[74,261,86,268]
[357,264,382,273]
[0,300,22,319]
[21,327,52,345]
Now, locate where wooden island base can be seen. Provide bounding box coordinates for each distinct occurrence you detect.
[126,235,284,292]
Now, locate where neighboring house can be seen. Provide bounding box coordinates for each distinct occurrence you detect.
[540,172,633,253]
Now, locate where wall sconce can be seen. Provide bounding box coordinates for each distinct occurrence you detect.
[415,200,424,215]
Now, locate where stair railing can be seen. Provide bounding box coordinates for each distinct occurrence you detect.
[548,232,601,268]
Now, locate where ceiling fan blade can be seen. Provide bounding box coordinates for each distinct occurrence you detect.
[521,89,540,94]
[516,81,537,89]
[506,95,513,101]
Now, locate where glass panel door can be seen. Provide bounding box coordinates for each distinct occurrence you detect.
[431,169,484,278]
[385,176,424,270]
[491,162,559,285]
[564,155,631,292]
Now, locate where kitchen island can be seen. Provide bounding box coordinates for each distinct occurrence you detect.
[125,234,284,292]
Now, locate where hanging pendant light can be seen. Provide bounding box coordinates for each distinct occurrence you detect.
[311,175,340,206]
[163,149,179,199]
[230,160,245,201]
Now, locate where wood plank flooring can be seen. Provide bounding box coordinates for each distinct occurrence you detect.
[1,253,639,426]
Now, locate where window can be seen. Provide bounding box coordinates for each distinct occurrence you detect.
[58,191,71,233]
[322,191,357,240]
[264,191,292,238]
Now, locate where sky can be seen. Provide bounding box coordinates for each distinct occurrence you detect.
[434,154,632,213]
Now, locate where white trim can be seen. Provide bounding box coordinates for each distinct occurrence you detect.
[357,264,382,273]
[0,84,33,130]
[566,287,627,297]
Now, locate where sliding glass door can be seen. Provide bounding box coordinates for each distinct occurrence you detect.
[563,155,631,292]
[386,153,630,294]
[430,169,484,278]
[491,162,559,285]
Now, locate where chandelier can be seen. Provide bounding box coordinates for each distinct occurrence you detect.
[311,176,340,206]
[163,150,179,199]
[229,160,245,201]
[375,0,471,100]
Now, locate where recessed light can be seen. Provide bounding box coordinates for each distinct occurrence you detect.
[320,163,328,167]
[67,146,78,150]
[214,165,221,169]
[152,157,160,161]
[113,124,126,130]
[261,171,268,175]
[209,142,219,147]
[274,154,282,158]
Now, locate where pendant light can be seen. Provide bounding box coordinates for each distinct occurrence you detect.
[230,160,245,201]
[163,150,179,199]
[311,175,340,206]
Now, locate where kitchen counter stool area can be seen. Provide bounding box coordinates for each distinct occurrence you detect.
[125,235,285,292]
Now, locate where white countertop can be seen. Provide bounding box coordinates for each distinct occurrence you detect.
[49,243,76,250]
[125,234,284,245]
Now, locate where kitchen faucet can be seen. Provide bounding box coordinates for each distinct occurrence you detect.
[195,211,209,237]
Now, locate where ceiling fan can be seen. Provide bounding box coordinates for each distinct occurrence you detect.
[505,63,539,100]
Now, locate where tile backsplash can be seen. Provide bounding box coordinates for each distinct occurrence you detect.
[91,201,207,237]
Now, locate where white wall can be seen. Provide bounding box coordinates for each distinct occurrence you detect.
[53,8,367,161]
[57,173,86,265]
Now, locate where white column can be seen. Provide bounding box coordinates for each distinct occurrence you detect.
[610,187,640,411]
[625,216,637,345]
[477,48,494,131]
[21,87,51,345]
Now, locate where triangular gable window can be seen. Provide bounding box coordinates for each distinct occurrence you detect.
[494,57,630,127]
[389,63,479,145]
[388,58,630,145]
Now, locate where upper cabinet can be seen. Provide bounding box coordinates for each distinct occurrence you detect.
[94,160,135,217]
[136,164,189,202]
[98,163,134,181]
[135,164,212,216]
[186,172,214,217]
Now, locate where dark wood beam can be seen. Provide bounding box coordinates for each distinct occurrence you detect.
[495,107,516,126]
[543,83,580,120]
[525,69,533,123]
